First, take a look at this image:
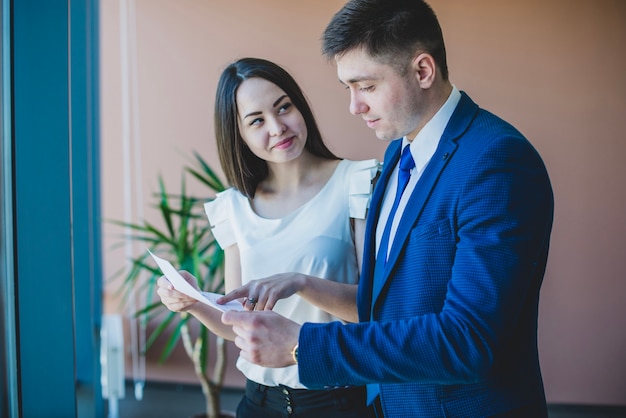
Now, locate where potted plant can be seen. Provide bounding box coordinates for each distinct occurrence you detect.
[113,152,232,418]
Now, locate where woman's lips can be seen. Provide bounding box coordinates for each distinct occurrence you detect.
[273,136,295,149]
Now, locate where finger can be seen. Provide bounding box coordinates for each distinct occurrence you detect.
[262,296,277,311]
[258,287,282,311]
[244,297,258,311]
[233,335,255,364]
[158,286,182,301]
[178,271,200,288]
[156,287,168,299]
[237,346,253,363]
[157,286,180,303]
[253,293,269,311]
[157,276,173,290]
[232,335,245,350]
[218,286,249,304]
[222,310,251,327]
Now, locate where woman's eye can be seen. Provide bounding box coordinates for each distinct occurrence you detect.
[250,117,263,126]
[278,102,292,114]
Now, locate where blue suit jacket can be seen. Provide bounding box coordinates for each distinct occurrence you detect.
[299,92,554,417]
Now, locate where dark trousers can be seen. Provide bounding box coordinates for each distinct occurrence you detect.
[237,379,376,418]
[372,397,384,418]
[370,395,544,418]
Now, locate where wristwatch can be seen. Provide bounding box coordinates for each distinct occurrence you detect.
[291,343,299,364]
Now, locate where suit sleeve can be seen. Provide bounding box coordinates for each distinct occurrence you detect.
[298,133,554,388]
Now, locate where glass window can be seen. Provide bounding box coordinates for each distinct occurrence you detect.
[0,0,18,416]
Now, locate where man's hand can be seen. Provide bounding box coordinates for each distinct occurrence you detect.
[221,310,301,367]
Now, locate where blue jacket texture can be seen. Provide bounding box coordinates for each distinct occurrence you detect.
[299,92,554,417]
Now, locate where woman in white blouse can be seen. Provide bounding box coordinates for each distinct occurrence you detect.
[157,57,378,418]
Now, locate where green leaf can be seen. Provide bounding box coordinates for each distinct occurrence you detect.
[158,176,176,238]
[159,318,188,363]
[145,311,177,352]
[186,151,226,193]
[109,152,229,392]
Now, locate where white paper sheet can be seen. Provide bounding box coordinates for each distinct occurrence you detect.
[148,250,243,313]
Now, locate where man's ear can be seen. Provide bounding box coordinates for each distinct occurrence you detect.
[411,53,437,89]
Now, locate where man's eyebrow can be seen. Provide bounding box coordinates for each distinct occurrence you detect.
[341,76,376,85]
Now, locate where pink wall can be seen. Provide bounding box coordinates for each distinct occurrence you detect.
[100,0,626,405]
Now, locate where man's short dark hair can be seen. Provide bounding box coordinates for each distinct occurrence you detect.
[322,0,449,80]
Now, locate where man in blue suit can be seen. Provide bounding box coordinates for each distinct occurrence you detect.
[223,0,554,416]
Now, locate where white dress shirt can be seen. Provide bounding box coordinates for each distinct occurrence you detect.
[376,86,462,259]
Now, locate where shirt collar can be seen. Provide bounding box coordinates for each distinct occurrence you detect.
[402,85,461,175]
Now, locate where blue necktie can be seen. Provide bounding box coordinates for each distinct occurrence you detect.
[377,144,415,265]
[367,145,415,405]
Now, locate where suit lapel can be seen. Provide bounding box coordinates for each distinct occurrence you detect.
[358,140,402,321]
[370,92,479,311]
[383,140,457,273]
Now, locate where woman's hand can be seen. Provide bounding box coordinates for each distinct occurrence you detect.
[156,270,200,312]
[217,273,305,311]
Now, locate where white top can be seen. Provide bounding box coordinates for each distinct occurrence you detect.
[204,158,379,388]
[376,86,462,258]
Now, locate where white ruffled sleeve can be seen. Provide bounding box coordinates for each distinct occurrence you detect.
[203,188,237,249]
[348,159,381,219]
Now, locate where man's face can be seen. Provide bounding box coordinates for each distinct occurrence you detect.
[336,48,425,142]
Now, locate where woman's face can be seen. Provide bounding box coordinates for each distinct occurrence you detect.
[236,77,308,164]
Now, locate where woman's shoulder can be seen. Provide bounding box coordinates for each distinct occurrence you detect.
[203,187,245,248]
[338,158,381,185]
[208,186,245,203]
[341,158,381,173]
[336,158,381,219]
[203,187,246,219]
